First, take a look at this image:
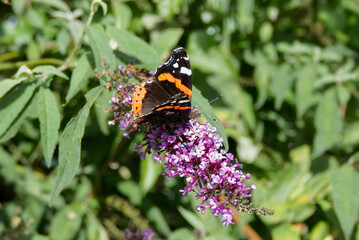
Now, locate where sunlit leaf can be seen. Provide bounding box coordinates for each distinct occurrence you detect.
[312,88,342,158]
[66,53,93,103]
[107,26,162,70]
[178,207,207,233]
[330,165,359,237]
[49,202,85,240]
[0,81,37,137]
[151,28,184,58]
[32,65,69,80]
[0,91,37,143]
[0,78,26,99]
[270,63,295,110]
[139,153,162,196]
[296,65,315,117]
[87,26,117,71]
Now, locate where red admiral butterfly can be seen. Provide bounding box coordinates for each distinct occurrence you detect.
[132,47,192,124]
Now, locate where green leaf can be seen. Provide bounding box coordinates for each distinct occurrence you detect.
[0,81,37,137]
[253,51,270,108]
[336,84,351,104]
[92,0,108,15]
[296,65,315,118]
[107,26,162,70]
[237,0,255,34]
[210,79,256,132]
[270,63,295,110]
[0,78,25,99]
[116,181,142,205]
[86,212,109,240]
[192,86,229,150]
[168,228,197,240]
[49,202,85,240]
[94,88,112,135]
[341,122,359,147]
[330,165,359,237]
[312,88,342,158]
[140,153,162,196]
[178,207,207,233]
[66,54,93,103]
[32,0,71,12]
[12,0,26,16]
[32,65,69,80]
[68,20,84,43]
[0,91,37,143]
[50,86,103,204]
[147,207,171,236]
[37,87,61,168]
[151,28,184,58]
[272,224,301,240]
[86,26,117,71]
[57,29,71,55]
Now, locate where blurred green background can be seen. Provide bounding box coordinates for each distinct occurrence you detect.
[0,0,359,239]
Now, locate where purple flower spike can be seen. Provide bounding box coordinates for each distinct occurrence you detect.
[134,119,255,225]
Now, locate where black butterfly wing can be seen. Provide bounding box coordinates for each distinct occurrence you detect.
[132,47,192,123]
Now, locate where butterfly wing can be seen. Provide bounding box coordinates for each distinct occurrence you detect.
[132,47,192,124]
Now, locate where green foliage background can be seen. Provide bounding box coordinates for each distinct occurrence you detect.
[1,0,359,239]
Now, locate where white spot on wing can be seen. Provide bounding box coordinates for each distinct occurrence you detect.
[180,67,192,76]
[173,62,179,68]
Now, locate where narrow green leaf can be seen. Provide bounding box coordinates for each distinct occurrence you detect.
[330,165,359,237]
[32,0,71,12]
[32,65,69,80]
[270,63,295,110]
[341,122,359,147]
[0,78,25,99]
[37,87,61,168]
[211,79,256,132]
[0,81,37,137]
[178,207,207,233]
[237,0,255,34]
[151,28,184,58]
[68,20,84,43]
[192,86,229,150]
[57,29,71,55]
[50,86,103,204]
[272,224,301,240]
[66,54,93,103]
[253,51,270,108]
[107,26,162,69]
[312,88,342,158]
[94,88,113,135]
[139,153,162,196]
[147,207,171,236]
[86,26,116,71]
[49,202,85,240]
[296,65,315,118]
[86,212,109,240]
[0,91,37,143]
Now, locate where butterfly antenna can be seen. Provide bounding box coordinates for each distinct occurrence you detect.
[209,94,223,104]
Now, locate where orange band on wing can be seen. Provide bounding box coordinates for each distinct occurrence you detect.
[132,85,147,117]
[158,73,192,98]
[156,106,190,111]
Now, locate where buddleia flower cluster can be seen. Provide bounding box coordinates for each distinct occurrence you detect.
[105,64,274,226]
